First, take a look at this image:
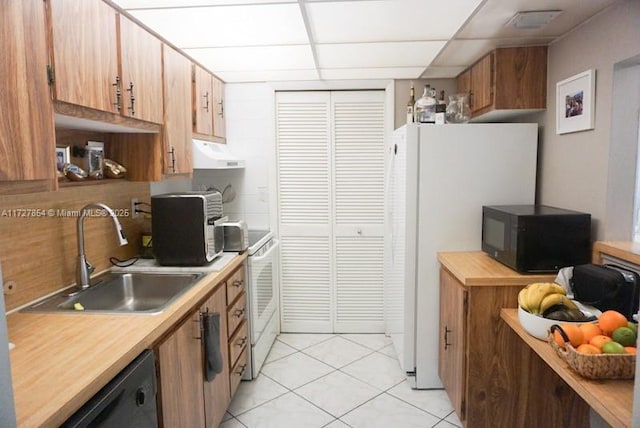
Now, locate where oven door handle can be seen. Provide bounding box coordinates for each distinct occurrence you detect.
[251,239,279,262]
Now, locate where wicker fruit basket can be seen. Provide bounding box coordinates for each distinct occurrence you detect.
[548,325,635,380]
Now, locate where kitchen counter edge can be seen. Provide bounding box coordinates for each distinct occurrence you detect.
[6,253,247,428]
[437,251,557,286]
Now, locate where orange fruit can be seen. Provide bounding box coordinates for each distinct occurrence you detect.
[576,343,602,354]
[579,323,602,343]
[589,335,613,349]
[624,347,637,354]
[553,324,584,349]
[598,310,628,336]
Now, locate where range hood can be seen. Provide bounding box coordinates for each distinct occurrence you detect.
[192,139,245,169]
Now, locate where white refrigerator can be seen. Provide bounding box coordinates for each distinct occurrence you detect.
[384,123,538,389]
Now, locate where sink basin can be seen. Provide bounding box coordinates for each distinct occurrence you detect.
[23,272,205,314]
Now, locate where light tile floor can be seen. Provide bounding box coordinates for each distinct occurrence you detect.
[221,334,462,428]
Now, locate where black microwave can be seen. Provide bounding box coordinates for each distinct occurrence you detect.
[482,205,591,273]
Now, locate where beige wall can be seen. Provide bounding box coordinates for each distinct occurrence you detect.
[538,0,640,239]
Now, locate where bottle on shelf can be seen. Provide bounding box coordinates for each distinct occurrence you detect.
[414,84,437,124]
[406,83,415,124]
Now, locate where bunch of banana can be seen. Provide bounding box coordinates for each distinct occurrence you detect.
[518,282,578,315]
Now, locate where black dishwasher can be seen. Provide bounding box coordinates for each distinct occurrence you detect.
[62,350,158,428]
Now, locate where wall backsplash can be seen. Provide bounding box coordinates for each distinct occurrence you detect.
[0,181,150,311]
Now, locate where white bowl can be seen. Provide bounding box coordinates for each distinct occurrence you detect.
[517,306,597,341]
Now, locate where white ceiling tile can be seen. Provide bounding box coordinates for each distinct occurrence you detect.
[431,40,497,66]
[320,67,425,80]
[216,69,320,82]
[457,0,618,39]
[114,0,293,8]
[128,4,307,47]
[316,41,446,69]
[421,66,468,78]
[306,0,483,43]
[184,45,316,71]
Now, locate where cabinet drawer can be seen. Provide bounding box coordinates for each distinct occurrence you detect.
[226,267,245,306]
[228,319,248,368]
[230,346,248,397]
[227,291,247,337]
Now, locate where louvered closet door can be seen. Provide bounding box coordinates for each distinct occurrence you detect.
[332,91,385,333]
[277,92,332,332]
[276,90,385,333]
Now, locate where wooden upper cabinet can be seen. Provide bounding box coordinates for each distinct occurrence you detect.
[456,46,547,120]
[470,53,493,114]
[212,76,226,140]
[162,45,193,174]
[0,0,56,186]
[118,14,163,124]
[48,0,119,114]
[193,65,214,136]
[493,46,547,110]
[456,69,471,98]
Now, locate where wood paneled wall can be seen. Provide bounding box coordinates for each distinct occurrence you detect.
[0,181,150,310]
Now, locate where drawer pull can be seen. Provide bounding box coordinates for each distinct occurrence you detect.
[236,336,248,347]
[444,326,452,350]
[232,279,244,288]
[235,364,247,376]
[233,307,245,318]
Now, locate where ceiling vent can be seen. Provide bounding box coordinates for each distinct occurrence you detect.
[506,10,562,30]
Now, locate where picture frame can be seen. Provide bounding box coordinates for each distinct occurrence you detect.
[55,145,70,171]
[556,69,596,135]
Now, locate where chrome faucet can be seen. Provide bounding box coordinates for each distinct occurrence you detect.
[76,202,128,289]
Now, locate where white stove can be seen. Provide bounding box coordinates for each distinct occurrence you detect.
[244,230,279,380]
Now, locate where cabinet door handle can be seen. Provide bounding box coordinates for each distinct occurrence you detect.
[236,336,248,347]
[233,307,245,318]
[444,326,452,350]
[112,76,121,111]
[203,91,210,112]
[218,99,224,117]
[235,364,247,376]
[167,146,176,173]
[126,81,135,115]
[232,279,244,288]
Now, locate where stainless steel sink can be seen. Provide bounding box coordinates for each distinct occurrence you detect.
[23,271,205,314]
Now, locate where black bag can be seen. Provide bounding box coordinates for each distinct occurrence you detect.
[570,263,639,320]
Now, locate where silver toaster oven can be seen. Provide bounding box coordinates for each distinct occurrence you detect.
[151,191,224,266]
[223,220,248,251]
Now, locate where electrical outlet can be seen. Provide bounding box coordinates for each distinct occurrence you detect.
[131,197,139,218]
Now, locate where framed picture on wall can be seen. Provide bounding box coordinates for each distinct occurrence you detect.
[556,69,596,134]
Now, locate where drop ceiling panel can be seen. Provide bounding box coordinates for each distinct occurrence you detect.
[457,0,618,39]
[421,66,467,78]
[216,69,320,82]
[306,0,483,43]
[320,67,425,80]
[184,45,316,71]
[114,0,294,7]
[127,3,308,47]
[316,41,446,69]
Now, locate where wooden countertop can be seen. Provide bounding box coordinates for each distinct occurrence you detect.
[501,308,633,428]
[593,241,640,265]
[437,251,557,286]
[7,253,247,428]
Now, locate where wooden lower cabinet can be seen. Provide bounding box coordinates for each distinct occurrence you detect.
[156,263,247,428]
[438,253,589,427]
[438,269,467,420]
[156,282,230,428]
